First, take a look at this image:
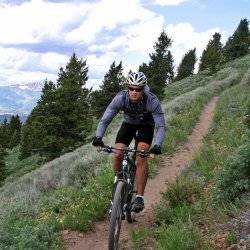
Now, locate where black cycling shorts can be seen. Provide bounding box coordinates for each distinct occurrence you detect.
[115,122,154,146]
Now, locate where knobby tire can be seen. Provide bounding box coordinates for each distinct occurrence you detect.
[126,166,136,223]
[108,181,126,250]
[125,192,134,223]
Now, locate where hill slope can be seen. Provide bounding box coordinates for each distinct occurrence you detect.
[0,54,250,249]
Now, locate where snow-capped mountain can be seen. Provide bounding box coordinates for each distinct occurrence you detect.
[13,82,44,92]
[0,82,43,115]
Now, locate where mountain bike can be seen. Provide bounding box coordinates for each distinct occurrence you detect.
[99,144,150,250]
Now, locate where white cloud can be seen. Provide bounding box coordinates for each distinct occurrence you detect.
[86,51,118,80]
[86,78,102,90]
[0,0,229,90]
[9,70,56,84]
[0,0,90,44]
[122,16,165,53]
[88,14,165,55]
[88,21,226,84]
[0,67,56,85]
[0,47,29,70]
[65,0,155,44]
[0,46,70,85]
[153,0,190,6]
[88,36,127,53]
[165,22,225,72]
[40,53,69,71]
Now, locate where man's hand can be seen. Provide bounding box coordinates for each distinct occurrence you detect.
[150,145,162,155]
[92,136,104,147]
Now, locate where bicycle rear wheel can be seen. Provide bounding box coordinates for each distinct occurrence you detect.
[108,181,126,250]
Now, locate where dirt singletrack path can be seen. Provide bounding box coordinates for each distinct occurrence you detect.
[63,96,219,250]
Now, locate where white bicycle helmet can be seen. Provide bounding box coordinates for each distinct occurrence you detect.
[127,72,147,87]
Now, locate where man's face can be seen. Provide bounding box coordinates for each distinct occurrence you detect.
[128,86,143,102]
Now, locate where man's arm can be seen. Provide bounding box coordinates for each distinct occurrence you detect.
[151,98,166,147]
[96,93,123,138]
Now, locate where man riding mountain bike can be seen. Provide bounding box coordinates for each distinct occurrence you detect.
[92,71,166,213]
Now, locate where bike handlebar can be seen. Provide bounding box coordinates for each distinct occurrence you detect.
[98,145,151,157]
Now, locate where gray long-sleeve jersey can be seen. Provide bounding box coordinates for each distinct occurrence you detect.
[96,89,166,146]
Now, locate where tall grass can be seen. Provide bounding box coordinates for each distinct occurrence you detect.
[164,66,237,101]
[0,54,249,248]
[161,70,241,153]
[152,83,250,249]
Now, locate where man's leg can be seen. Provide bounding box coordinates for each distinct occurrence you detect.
[132,123,154,213]
[132,142,150,213]
[135,142,150,195]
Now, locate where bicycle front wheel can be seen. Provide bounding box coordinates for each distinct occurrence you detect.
[108,181,126,250]
[125,192,134,223]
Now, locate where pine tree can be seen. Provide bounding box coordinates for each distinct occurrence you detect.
[20,53,91,160]
[0,119,10,148]
[174,48,197,81]
[90,61,125,118]
[0,121,4,148]
[199,32,223,73]
[223,18,250,62]
[56,53,91,147]
[0,145,7,184]
[139,30,174,100]
[8,115,22,149]
[20,79,58,158]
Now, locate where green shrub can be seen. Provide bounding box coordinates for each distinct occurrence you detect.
[4,146,44,184]
[243,98,250,128]
[192,144,224,180]
[0,218,61,250]
[38,167,113,231]
[132,229,152,249]
[164,176,204,207]
[215,142,250,202]
[156,222,202,250]
[156,202,200,226]
[225,231,237,245]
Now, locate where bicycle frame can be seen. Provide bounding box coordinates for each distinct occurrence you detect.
[118,153,137,213]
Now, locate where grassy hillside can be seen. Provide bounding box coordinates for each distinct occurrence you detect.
[4,146,44,184]
[132,67,250,249]
[0,54,250,249]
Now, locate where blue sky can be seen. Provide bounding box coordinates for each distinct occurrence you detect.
[0,0,249,89]
[149,0,250,32]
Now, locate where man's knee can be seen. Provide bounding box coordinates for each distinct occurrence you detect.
[136,142,150,167]
[114,151,123,160]
[113,143,126,160]
[137,142,150,151]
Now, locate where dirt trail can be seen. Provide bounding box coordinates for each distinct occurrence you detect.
[63,96,219,250]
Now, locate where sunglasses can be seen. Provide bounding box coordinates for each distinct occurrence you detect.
[128,87,143,92]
